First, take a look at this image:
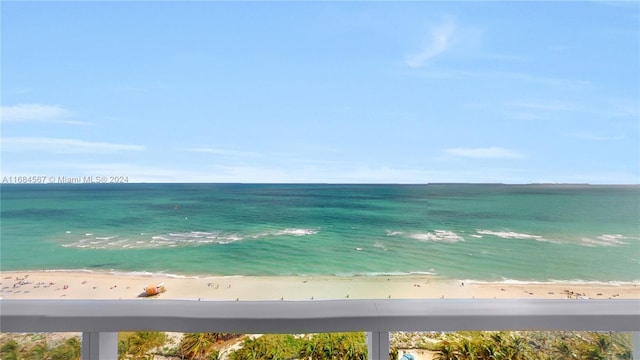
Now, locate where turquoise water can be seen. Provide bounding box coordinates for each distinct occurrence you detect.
[1,183,638,282]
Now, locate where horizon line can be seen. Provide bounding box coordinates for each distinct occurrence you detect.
[2,182,639,186]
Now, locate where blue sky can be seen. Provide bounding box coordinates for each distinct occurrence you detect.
[1,1,638,184]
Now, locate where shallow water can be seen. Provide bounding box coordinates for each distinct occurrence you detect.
[1,183,638,282]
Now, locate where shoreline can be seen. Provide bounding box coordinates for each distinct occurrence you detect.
[1,270,638,301]
[6,268,640,285]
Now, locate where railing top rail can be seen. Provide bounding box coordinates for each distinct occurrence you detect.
[1,299,639,333]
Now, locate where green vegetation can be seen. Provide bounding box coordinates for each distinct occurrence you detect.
[118,331,167,359]
[229,334,302,360]
[0,336,81,360]
[0,330,633,359]
[229,332,367,360]
[178,333,240,360]
[300,332,367,360]
[426,331,633,360]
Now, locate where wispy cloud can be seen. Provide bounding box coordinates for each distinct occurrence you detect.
[505,100,586,120]
[444,146,524,159]
[2,137,144,153]
[507,97,639,122]
[0,104,88,125]
[570,131,624,141]
[405,19,457,68]
[408,68,592,89]
[508,100,584,112]
[44,162,209,183]
[183,147,260,158]
[605,97,640,118]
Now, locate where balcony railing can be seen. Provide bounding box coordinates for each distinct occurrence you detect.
[1,299,639,359]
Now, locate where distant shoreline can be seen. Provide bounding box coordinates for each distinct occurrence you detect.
[3,268,639,286]
[2,182,639,186]
[2,270,638,301]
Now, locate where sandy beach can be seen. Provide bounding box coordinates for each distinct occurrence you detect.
[1,270,638,301]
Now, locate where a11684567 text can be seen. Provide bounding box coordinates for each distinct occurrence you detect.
[2,176,129,184]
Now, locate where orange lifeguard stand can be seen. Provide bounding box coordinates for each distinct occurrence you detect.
[144,282,166,296]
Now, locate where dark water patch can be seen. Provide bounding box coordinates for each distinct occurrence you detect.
[1,208,77,218]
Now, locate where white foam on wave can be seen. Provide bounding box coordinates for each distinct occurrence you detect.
[373,241,388,251]
[61,227,320,250]
[62,235,125,249]
[386,230,404,237]
[334,271,438,277]
[169,232,211,238]
[273,228,319,237]
[580,234,629,247]
[108,270,202,279]
[464,278,640,286]
[476,230,545,241]
[40,269,225,280]
[410,230,464,243]
[164,232,234,245]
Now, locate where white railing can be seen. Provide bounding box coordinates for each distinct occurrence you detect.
[1,299,639,360]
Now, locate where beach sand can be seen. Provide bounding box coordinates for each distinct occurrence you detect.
[2,271,638,360]
[1,270,638,300]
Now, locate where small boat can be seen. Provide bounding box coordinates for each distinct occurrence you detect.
[144,282,166,296]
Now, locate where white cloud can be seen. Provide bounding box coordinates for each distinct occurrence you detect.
[405,20,457,68]
[571,131,624,141]
[183,147,260,158]
[1,104,68,121]
[1,137,144,153]
[505,100,586,121]
[509,100,583,112]
[0,104,88,124]
[50,162,210,183]
[408,68,592,89]
[444,146,523,159]
[605,97,640,118]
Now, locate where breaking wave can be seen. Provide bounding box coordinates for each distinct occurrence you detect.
[409,230,464,243]
[61,228,319,250]
[475,230,545,240]
[386,229,464,243]
[580,234,630,247]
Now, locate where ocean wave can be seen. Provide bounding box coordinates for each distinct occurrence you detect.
[463,278,640,286]
[580,234,630,247]
[333,271,439,277]
[61,228,319,250]
[410,230,464,243]
[40,269,213,279]
[386,229,464,242]
[476,229,546,241]
[386,230,404,237]
[273,228,319,237]
[12,269,637,283]
[373,241,388,251]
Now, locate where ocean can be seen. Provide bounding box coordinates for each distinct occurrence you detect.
[1,183,638,283]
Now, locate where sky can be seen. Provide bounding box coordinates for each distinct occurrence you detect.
[1,1,639,184]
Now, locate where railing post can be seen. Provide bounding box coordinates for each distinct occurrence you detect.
[367,331,390,360]
[82,332,117,360]
[634,332,639,360]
